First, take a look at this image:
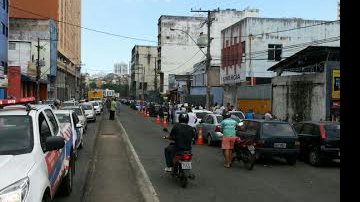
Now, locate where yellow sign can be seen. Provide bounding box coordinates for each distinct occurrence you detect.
[332,70,340,99]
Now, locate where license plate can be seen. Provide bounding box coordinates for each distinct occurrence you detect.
[274,143,287,148]
[248,145,255,151]
[181,161,192,170]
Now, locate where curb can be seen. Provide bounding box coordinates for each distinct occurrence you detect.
[116,116,160,202]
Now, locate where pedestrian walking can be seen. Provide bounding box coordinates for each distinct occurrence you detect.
[245,109,255,119]
[109,98,117,120]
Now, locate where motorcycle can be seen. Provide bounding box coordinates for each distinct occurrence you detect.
[232,137,256,170]
[163,128,195,188]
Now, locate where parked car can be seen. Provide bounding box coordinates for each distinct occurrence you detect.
[90,101,101,115]
[62,100,79,107]
[80,102,96,122]
[237,119,300,165]
[63,106,88,131]
[293,121,340,166]
[0,104,75,201]
[192,109,212,127]
[54,110,84,151]
[196,114,224,146]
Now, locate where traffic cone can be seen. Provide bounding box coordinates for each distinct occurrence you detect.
[162,118,168,127]
[143,109,148,118]
[155,115,161,124]
[146,111,150,118]
[196,127,204,145]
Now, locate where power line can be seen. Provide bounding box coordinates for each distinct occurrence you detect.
[9,5,158,43]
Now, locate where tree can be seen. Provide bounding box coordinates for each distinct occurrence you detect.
[89,82,97,90]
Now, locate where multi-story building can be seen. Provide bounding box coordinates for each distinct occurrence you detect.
[0,0,8,99]
[8,18,58,100]
[157,9,259,94]
[220,17,340,106]
[114,62,128,76]
[10,0,81,100]
[130,45,158,99]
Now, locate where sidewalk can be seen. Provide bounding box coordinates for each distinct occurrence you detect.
[84,115,142,202]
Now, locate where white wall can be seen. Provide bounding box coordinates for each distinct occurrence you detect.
[220,18,340,85]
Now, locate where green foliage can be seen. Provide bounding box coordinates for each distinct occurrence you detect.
[101,83,129,97]
[89,82,97,90]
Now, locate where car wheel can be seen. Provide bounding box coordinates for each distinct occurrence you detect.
[309,147,321,166]
[207,134,213,146]
[286,156,297,166]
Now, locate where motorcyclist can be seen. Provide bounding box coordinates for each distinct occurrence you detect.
[164,113,195,172]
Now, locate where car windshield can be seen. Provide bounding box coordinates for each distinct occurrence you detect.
[63,102,75,107]
[0,116,33,155]
[325,124,340,138]
[82,104,93,110]
[91,102,99,106]
[262,123,296,137]
[231,112,245,119]
[55,113,71,124]
[195,112,209,119]
[65,108,82,116]
[216,116,223,123]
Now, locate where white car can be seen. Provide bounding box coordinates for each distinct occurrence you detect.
[80,103,96,122]
[90,101,101,115]
[54,110,84,151]
[0,105,75,201]
[62,100,79,108]
[192,109,213,127]
[63,106,88,131]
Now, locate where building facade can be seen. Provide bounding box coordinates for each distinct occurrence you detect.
[114,62,128,76]
[157,9,259,94]
[10,0,81,101]
[130,45,158,99]
[8,18,57,100]
[0,0,8,99]
[220,17,340,105]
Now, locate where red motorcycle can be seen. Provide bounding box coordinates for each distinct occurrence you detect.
[232,137,256,170]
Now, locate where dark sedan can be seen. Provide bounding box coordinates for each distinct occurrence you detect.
[237,119,300,165]
[293,121,340,166]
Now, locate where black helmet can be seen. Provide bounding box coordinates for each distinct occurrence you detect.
[179,113,189,124]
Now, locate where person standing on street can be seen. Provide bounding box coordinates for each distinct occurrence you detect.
[109,97,117,120]
[245,109,255,119]
[220,112,240,168]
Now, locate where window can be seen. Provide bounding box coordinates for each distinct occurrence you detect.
[268,44,282,61]
[301,123,314,135]
[293,123,303,134]
[72,112,79,125]
[2,0,5,10]
[205,116,214,124]
[244,121,260,135]
[39,112,52,152]
[1,23,4,35]
[5,26,8,37]
[262,123,295,137]
[241,41,246,63]
[44,109,59,135]
[8,42,15,50]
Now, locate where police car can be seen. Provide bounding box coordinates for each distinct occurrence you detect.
[0,104,75,202]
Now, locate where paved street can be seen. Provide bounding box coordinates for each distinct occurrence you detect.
[54,112,142,202]
[119,106,340,202]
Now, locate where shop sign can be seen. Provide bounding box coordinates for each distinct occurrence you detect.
[332,69,340,99]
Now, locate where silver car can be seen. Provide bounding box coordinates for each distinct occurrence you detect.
[63,106,88,131]
[80,102,96,122]
[197,114,224,146]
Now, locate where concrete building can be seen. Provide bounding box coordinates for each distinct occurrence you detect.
[114,62,128,76]
[130,45,158,99]
[8,18,57,100]
[220,17,340,106]
[158,9,259,94]
[0,0,8,99]
[268,46,340,123]
[10,0,82,100]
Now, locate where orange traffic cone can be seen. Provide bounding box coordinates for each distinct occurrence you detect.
[196,127,204,145]
[162,118,168,127]
[155,115,161,124]
[146,111,150,117]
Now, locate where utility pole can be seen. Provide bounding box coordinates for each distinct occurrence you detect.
[36,38,41,103]
[142,65,145,100]
[191,9,217,110]
[249,34,254,86]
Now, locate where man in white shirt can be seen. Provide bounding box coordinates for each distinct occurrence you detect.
[187,108,198,128]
